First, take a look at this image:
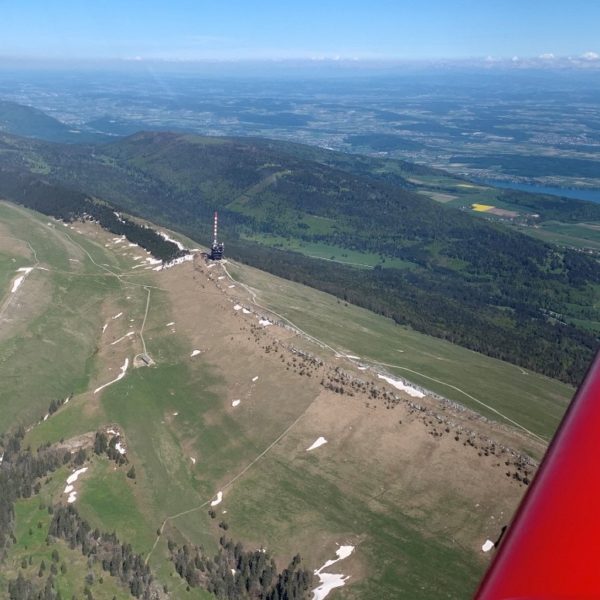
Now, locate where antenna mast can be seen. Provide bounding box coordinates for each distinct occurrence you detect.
[209,210,224,260]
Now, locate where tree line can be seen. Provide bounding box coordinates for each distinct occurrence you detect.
[0,428,70,561]
[0,168,186,263]
[47,505,158,598]
[169,537,313,600]
[224,238,598,384]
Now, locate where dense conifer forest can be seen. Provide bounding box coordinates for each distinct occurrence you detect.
[0,168,186,263]
[0,132,598,383]
[169,539,312,600]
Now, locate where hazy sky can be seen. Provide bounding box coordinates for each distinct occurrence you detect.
[1,0,599,62]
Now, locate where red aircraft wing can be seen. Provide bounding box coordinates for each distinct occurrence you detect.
[475,350,600,599]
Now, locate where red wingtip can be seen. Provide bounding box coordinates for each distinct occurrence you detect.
[475,350,600,599]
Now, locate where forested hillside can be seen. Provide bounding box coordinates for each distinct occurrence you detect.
[0,101,106,144]
[0,131,598,383]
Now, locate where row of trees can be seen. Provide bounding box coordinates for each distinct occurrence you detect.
[0,425,157,598]
[0,167,186,263]
[169,537,313,600]
[0,428,71,560]
[224,238,598,384]
[93,431,128,467]
[8,573,61,600]
[48,505,158,598]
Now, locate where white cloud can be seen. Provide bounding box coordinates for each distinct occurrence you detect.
[539,53,555,60]
[581,51,599,61]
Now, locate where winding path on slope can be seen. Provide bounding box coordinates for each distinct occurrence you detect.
[220,262,548,444]
[144,408,308,564]
[63,231,165,364]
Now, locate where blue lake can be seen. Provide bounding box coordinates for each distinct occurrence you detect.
[476,179,600,204]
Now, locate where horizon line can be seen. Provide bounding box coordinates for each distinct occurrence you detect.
[0,52,599,66]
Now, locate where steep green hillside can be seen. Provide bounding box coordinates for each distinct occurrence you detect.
[0,131,598,383]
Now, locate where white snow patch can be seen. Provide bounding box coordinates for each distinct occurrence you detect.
[357,366,367,371]
[112,312,123,320]
[482,540,494,553]
[211,491,223,507]
[158,231,186,251]
[128,243,138,248]
[166,322,175,327]
[258,319,272,326]
[172,412,179,416]
[218,276,225,280]
[110,331,135,345]
[115,442,126,455]
[154,254,193,271]
[252,376,259,382]
[190,457,196,464]
[242,308,251,314]
[232,400,241,407]
[207,263,215,269]
[64,396,70,404]
[233,304,242,311]
[190,350,201,357]
[106,428,119,435]
[43,414,49,422]
[64,484,74,494]
[102,323,108,333]
[66,467,88,486]
[312,546,355,600]
[231,569,236,575]
[146,257,162,265]
[307,437,328,451]
[0,453,3,465]
[11,276,25,293]
[67,492,77,503]
[228,285,235,288]
[94,358,129,394]
[11,267,33,292]
[345,355,360,360]
[377,374,425,398]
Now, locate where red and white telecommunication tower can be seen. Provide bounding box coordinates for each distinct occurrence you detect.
[210,211,224,260]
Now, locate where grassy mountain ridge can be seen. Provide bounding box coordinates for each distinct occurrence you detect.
[0,201,550,598]
[0,130,598,383]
